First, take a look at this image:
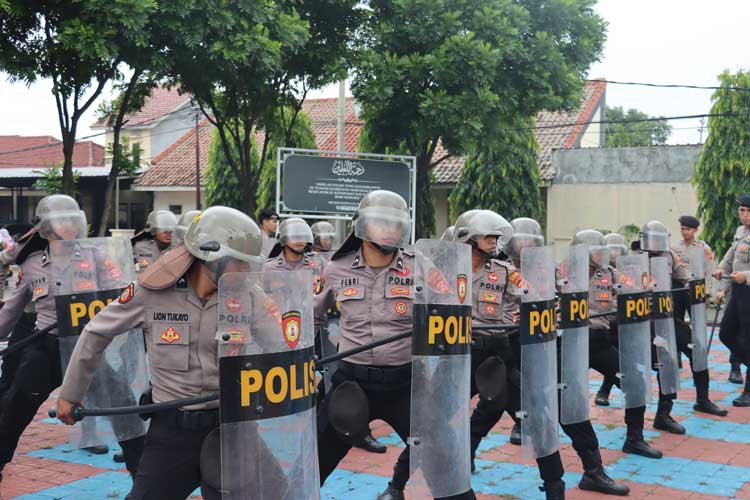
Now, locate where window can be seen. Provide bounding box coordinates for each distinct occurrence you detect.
[169,205,182,215]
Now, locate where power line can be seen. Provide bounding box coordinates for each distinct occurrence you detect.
[589,79,750,92]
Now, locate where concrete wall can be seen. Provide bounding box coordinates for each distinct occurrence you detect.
[153,190,205,215]
[546,145,703,260]
[433,187,452,238]
[579,105,603,148]
[106,128,152,169]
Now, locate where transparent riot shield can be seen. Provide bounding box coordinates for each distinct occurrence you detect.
[651,256,680,396]
[518,245,559,459]
[559,244,591,425]
[218,270,319,500]
[408,239,472,498]
[51,237,148,448]
[687,246,709,372]
[616,253,653,409]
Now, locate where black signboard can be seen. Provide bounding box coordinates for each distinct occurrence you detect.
[281,154,411,214]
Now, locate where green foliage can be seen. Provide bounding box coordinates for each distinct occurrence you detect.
[256,109,317,215]
[694,70,750,257]
[33,165,80,196]
[449,117,542,222]
[352,0,606,237]
[105,138,143,177]
[162,0,359,215]
[617,224,640,242]
[605,106,672,147]
[206,127,257,211]
[0,1,158,194]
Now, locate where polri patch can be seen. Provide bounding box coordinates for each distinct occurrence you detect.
[119,283,135,304]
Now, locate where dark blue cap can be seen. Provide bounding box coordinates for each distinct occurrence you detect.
[738,195,750,208]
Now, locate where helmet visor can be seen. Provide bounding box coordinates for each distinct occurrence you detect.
[640,232,669,252]
[37,211,87,240]
[354,206,410,248]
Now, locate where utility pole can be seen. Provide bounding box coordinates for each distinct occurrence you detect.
[195,110,202,210]
[335,80,347,241]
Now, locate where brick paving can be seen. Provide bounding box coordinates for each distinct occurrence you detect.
[3,331,750,499]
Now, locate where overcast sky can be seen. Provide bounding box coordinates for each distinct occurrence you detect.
[1,0,748,146]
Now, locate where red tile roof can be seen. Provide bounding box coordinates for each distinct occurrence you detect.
[92,86,191,129]
[0,135,104,169]
[135,81,604,187]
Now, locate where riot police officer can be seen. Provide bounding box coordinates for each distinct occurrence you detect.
[638,221,727,424]
[575,229,663,459]
[132,210,178,272]
[56,206,263,500]
[604,233,628,267]
[715,195,750,405]
[172,210,201,248]
[467,218,628,499]
[264,218,319,273]
[311,221,336,253]
[0,195,145,487]
[314,190,476,500]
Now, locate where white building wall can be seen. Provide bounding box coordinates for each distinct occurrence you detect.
[153,190,205,215]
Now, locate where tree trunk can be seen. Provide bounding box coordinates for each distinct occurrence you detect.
[97,128,122,236]
[414,154,435,239]
[61,131,75,195]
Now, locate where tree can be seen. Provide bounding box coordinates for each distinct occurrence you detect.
[256,109,317,214]
[95,72,157,235]
[33,164,80,196]
[205,108,317,214]
[449,117,542,222]
[0,1,156,194]
[694,70,750,257]
[352,0,606,237]
[161,0,359,215]
[605,106,672,147]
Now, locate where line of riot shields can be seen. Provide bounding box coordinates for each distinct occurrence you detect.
[52,236,714,498]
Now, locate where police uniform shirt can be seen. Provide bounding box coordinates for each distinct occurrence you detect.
[261,233,277,259]
[671,239,714,284]
[314,248,413,366]
[60,276,219,410]
[0,245,122,339]
[589,266,617,331]
[719,225,750,284]
[472,258,523,328]
[133,238,165,272]
[264,251,324,293]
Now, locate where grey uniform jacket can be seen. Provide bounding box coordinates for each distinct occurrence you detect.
[472,258,523,329]
[588,266,617,331]
[314,248,413,366]
[133,238,165,273]
[261,233,277,259]
[719,225,750,285]
[264,251,324,293]
[0,244,122,340]
[60,248,219,409]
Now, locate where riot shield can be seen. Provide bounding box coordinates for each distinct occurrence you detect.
[51,237,148,448]
[518,245,559,459]
[616,253,652,409]
[650,257,680,396]
[687,246,709,372]
[408,239,472,498]
[218,270,319,500]
[559,244,591,425]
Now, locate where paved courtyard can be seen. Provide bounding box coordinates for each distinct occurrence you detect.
[3,329,750,499]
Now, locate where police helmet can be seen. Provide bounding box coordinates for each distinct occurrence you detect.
[440,225,455,241]
[183,206,263,266]
[572,229,608,268]
[604,233,628,264]
[145,210,178,234]
[33,194,87,240]
[639,220,670,252]
[278,218,313,254]
[353,190,410,253]
[172,210,201,247]
[311,221,336,251]
[504,218,544,259]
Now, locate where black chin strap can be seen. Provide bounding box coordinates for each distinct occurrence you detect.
[288,244,312,256]
[371,242,398,255]
[471,240,496,259]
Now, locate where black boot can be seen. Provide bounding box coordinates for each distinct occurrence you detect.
[695,399,728,416]
[376,482,405,500]
[510,421,521,445]
[577,448,629,496]
[595,379,613,407]
[653,397,685,434]
[82,444,109,455]
[355,432,387,454]
[729,354,743,384]
[113,452,125,463]
[623,431,662,459]
[734,370,750,407]
[540,480,565,500]
[653,414,685,434]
